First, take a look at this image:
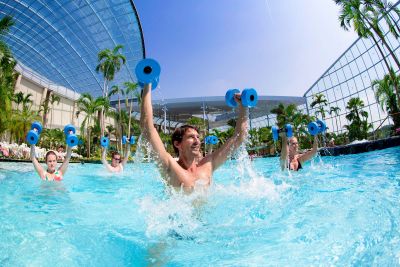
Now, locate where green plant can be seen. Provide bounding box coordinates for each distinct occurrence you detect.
[96,45,126,136]
[372,69,400,128]
[344,97,372,141]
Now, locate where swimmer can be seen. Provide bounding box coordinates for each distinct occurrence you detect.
[30,144,72,181]
[280,133,318,171]
[140,84,248,190]
[101,145,130,173]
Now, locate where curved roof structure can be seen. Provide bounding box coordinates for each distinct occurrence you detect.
[1,0,145,97]
[111,95,306,129]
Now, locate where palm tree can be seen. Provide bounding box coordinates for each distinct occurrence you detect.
[310,93,328,119]
[77,93,106,158]
[12,91,24,110]
[40,128,64,149]
[0,15,13,35]
[372,71,400,128]
[123,81,139,138]
[108,84,125,150]
[270,103,299,128]
[0,16,16,136]
[49,93,60,128]
[108,85,123,116]
[20,93,33,110]
[344,97,372,140]
[336,0,400,69]
[106,125,116,138]
[9,104,41,144]
[95,45,126,136]
[364,0,400,39]
[335,0,400,104]
[329,106,342,132]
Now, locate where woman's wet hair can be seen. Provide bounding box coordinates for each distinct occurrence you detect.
[171,125,199,156]
[45,150,57,162]
[111,151,121,160]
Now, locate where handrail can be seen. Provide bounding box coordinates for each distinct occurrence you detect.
[372,112,400,140]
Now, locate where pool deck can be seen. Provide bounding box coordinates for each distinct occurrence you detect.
[319,136,400,156]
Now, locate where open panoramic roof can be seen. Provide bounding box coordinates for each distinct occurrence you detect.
[1,0,145,97]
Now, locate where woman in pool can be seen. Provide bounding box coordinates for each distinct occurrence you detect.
[101,145,130,173]
[30,144,72,181]
[280,133,318,171]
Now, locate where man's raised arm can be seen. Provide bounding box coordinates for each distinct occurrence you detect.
[140,84,173,169]
[209,96,248,171]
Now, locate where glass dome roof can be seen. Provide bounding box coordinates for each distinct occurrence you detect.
[0,0,145,97]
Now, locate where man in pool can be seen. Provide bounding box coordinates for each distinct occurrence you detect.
[140,84,248,189]
[101,145,130,173]
[30,144,72,181]
[279,133,318,171]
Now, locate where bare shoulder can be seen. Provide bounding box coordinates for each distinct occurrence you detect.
[198,154,212,165]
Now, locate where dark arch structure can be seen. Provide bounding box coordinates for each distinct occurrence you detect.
[0,0,145,97]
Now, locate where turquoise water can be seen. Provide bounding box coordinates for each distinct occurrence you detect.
[0,146,400,266]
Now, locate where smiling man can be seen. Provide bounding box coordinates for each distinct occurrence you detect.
[140,84,249,190]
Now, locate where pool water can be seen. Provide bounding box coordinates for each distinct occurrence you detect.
[0,146,400,266]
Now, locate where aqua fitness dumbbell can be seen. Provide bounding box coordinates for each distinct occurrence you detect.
[122,135,127,145]
[63,124,79,147]
[225,88,258,108]
[271,124,293,141]
[135,58,161,90]
[205,135,218,145]
[130,136,136,145]
[307,119,326,136]
[26,121,43,145]
[100,136,109,148]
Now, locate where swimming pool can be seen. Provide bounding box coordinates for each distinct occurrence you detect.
[0,146,399,266]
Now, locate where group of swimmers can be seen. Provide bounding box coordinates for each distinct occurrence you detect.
[30,83,318,186]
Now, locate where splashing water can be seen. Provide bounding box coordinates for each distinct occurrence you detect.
[2,146,398,265]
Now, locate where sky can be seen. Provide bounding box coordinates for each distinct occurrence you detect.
[134,0,359,99]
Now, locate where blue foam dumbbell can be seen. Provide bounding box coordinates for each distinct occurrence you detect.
[241,88,258,108]
[63,124,78,147]
[308,120,326,136]
[225,88,258,108]
[31,121,43,134]
[225,89,241,108]
[285,124,293,138]
[205,135,218,145]
[210,135,218,145]
[122,135,127,145]
[316,119,326,133]
[271,124,293,141]
[64,124,76,135]
[272,126,279,141]
[205,136,210,145]
[66,134,79,147]
[100,136,109,148]
[130,136,136,145]
[135,58,161,90]
[26,121,43,145]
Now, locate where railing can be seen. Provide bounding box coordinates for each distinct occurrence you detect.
[371,112,400,141]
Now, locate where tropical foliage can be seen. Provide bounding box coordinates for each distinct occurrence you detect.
[0,15,17,136]
[344,97,372,141]
[77,93,106,158]
[96,45,126,136]
[372,69,400,129]
[334,0,400,104]
[310,93,328,119]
